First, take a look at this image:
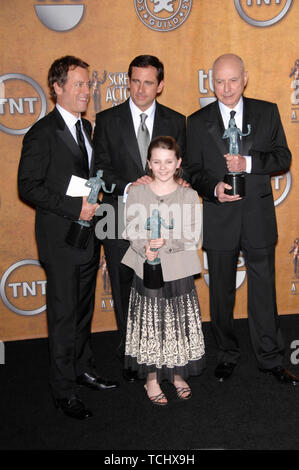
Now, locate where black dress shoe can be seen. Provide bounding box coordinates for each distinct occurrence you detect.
[77,372,119,391]
[260,366,299,385]
[55,396,92,420]
[123,368,138,382]
[215,362,236,381]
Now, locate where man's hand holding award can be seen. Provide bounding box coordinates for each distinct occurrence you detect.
[220,111,251,201]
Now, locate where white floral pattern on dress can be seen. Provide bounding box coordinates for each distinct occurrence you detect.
[125,286,205,370]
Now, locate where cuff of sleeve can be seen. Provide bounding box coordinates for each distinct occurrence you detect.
[244,155,252,173]
[123,182,132,203]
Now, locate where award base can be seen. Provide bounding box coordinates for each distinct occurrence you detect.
[224,173,245,197]
[143,261,164,289]
[65,221,92,249]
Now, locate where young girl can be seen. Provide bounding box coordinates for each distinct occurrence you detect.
[122,136,205,406]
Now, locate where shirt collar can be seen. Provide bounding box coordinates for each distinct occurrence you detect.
[218,97,243,118]
[56,104,81,128]
[129,97,156,120]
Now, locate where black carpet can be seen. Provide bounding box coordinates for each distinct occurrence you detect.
[1,315,299,452]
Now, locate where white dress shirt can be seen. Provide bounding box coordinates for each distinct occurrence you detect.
[218,97,252,173]
[56,104,92,168]
[129,97,156,138]
[123,98,156,202]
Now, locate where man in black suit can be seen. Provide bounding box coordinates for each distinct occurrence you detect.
[93,55,186,380]
[187,53,298,384]
[18,56,118,420]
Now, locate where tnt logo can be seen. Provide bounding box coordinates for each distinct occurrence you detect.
[0,260,47,316]
[0,74,47,135]
[234,0,293,27]
[34,0,85,32]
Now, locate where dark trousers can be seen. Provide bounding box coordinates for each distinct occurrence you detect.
[42,249,100,399]
[206,242,285,369]
[102,237,134,357]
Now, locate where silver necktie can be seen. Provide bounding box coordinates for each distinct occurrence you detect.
[137,113,150,169]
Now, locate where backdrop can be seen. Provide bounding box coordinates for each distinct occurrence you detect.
[0,0,298,341]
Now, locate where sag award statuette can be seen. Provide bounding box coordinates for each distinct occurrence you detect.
[143,209,174,289]
[222,113,251,197]
[66,169,115,249]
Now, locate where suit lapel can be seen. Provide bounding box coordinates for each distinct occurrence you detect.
[206,101,229,156]
[54,108,80,157]
[205,99,258,157]
[82,119,95,177]
[152,102,169,137]
[242,97,257,156]
[118,100,144,172]
[53,108,89,178]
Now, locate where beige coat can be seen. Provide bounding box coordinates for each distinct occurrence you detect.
[121,184,202,282]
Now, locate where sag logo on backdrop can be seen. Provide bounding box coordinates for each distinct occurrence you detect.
[134,0,192,32]
[34,0,85,32]
[90,70,129,121]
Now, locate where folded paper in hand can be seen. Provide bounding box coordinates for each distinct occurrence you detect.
[66,175,91,197]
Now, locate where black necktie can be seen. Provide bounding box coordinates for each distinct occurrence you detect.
[230,110,236,122]
[75,120,89,174]
[229,110,241,154]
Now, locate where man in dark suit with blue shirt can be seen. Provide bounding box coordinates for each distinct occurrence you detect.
[187,53,298,385]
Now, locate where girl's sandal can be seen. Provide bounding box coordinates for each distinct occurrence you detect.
[175,386,192,400]
[144,384,168,406]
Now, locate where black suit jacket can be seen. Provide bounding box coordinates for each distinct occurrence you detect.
[186,97,291,251]
[18,107,96,264]
[93,99,186,198]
